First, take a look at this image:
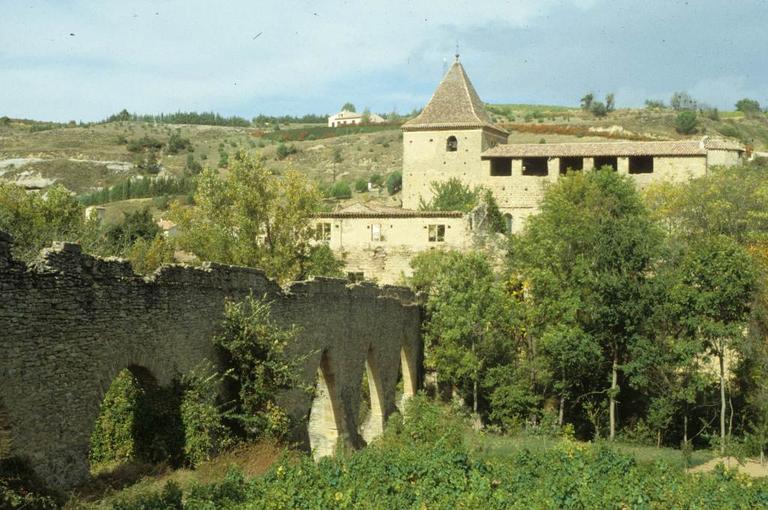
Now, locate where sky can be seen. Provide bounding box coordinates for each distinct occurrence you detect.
[1,0,766,122]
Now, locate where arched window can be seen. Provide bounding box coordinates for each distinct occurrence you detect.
[446,136,458,152]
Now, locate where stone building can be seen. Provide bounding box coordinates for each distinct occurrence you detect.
[315,203,469,284]
[318,57,745,283]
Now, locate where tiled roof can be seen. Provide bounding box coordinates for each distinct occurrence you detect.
[316,203,463,219]
[704,138,745,151]
[482,140,709,158]
[403,60,507,136]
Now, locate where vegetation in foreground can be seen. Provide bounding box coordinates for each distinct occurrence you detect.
[58,397,768,509]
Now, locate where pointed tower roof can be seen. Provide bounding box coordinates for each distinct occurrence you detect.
[403,58,506,135]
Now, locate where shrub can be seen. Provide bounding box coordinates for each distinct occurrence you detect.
[354,178,368,193]
[386,171,402,195]
[275,143,297,160]
[675,110,698,134]
[167,133,192,154]
[330,181,352,199]
[212,295,304,440]
[127,136,163,153]
[369,173,384,187]
[736,98,762,116]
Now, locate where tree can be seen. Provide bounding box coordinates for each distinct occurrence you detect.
[606,93,615,113]
[590,101,608,118]
[669,236,756,454]
[386,171,402,195]
[330,181,352,199]
[736,98,762,116]
[354,179,368,193]
[645,99,666,110]
[170,152,341,283]
[0,183,84,261]
[580,92,595,111]
[341,102,356,113]
[511,170,661,440]
[675,111,698,134]
[419,178,477,212]
[671,91,697,111]
[213,294,304,439]
[417,251,513,417]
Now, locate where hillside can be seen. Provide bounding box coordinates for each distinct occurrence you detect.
[1,106,766,202]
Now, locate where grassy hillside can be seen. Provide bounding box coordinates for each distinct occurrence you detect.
[2,105,766,200]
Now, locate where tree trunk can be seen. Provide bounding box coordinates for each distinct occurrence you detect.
[609,352,618,441]
[683,414,688,445]
[473,377,478,415]
[720,350,726,456]
[657,430,661,449]
[558,393,565,427]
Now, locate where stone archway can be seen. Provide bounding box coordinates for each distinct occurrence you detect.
[360,346,386,443]
[307,352,343,458]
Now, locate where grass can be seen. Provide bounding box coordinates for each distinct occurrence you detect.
[467,431,716,471]
[64,441,284,509]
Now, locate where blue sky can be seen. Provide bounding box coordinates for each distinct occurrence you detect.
[1,0,766,122]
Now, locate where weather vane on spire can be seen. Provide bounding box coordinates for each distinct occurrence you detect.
[455,41,460,62]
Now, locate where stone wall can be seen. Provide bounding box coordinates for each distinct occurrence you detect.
[0,231,422,489]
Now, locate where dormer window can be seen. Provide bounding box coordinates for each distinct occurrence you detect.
[446,136,458,152]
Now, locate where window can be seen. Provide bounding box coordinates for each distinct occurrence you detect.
[446,136,458,152]
[504,214,513,233]
[371,223,384,242]
[629,156,654,174]
[594,156,618,171]
[522,157,548,176]
[428,224,446,242]
[559,157,583,174]
[490,157,512,176]
[347,272,364,283]
[315,222,331,241]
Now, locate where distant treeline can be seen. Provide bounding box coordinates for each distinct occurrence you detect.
[79,175,197,206]
[252,113,328,125]
[104,109,251,127]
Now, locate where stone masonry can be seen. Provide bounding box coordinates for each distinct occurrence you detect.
[0,230,422,489]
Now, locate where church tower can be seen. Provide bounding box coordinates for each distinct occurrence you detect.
[401,57,508,209]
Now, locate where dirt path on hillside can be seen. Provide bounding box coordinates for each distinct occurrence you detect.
[688,456,768,477]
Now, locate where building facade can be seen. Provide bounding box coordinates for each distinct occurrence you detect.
[328,110,386,127]
[317,57,745,283]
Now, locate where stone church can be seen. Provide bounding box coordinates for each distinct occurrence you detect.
[316,57,745,284]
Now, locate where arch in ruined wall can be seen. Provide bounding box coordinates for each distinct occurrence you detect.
[400,346,417,401]
[308,351,343,458]
[360,346,386,444]
[89,364,180,469]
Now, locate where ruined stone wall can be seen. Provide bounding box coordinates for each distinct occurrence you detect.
[0,231,422,489]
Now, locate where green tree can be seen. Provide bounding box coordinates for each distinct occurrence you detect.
[590,101,608,118]
[606,93,616,112]
[419,251,513,417]
[511,170,662,440]
[330,181,352,199]
[354,179,368,193]
[736,98,762,116]
[419,178,477,212]
[170,152,338,283]
[0,183,85,261]
[668,236,756,454]
[386,171,402,195]
[675,111,698,134]
[341,102,356,113]
[580,92,594,111]
[213,294,304,439]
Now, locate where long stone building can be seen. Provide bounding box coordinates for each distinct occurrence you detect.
[318,57,745,284]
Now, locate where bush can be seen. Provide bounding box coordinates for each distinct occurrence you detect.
[354,178,368,193]
[167,133,192,154]
[127,136,163,153]
[212,295,303,440]
[369,173,384,187]
[275,143,297,160]
[330,181,352,199]
[386,171,402,195]
[736,98,762,116]
[675,110,698,134]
